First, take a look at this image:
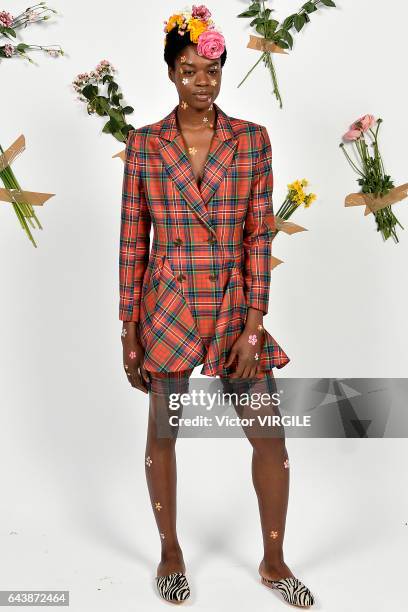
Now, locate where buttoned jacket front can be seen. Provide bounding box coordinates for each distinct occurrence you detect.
[119,102,290,376]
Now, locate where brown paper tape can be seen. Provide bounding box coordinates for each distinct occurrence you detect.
[0,134,26,172]
[270,255,284,270]
[112,149,126,161]
[0,187,55,206]
[275,216,307,234]
[247,34,288,54]
[345,183,408,216]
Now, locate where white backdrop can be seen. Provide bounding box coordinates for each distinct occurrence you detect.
[0,2,407,610]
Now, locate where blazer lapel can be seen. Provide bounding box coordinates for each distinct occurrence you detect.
[157,102,238,236]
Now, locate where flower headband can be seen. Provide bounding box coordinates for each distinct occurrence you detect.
[163,4,225,60]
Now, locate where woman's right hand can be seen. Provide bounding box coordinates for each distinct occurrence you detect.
[121,322,150,393]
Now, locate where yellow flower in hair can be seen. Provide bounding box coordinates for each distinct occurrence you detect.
[165,13,185,33]
[187,17,208,43]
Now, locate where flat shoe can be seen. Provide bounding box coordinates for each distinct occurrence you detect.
[155,571,190,603]
[261,575,315,607]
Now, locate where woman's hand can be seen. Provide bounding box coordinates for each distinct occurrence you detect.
[224,311,265,379]
[121,322,150,393]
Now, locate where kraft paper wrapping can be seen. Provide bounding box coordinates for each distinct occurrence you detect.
[113,149,126,161]
[0,134,26,172]
[270,255,284,270]
[247,34,288,54]
[275,216,307,234]
[345,183,408,216]
[0,188,54,206]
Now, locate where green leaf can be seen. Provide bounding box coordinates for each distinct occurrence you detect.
[303,1,317,12]
[304,13,311,22]
[108,108,124,123]
[294,13,305,31]
[281,15,295,29]
[102,120,114,134]
[237,8,259,18]
[16,43,30,51]
[82,83,98,100]
[320,0,336,6]
[275,40,289,49]
[102,74,113,84]
[122,106,134,115]
[280,29,294,47]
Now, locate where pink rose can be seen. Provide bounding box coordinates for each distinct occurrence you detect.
[0,11,14,28]
[351,114,376,133]
[192,4,212,21]
[343,128,362,142]
[197,30,225,59]
[3,44,14,58]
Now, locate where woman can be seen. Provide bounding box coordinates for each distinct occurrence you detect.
[119,5,314,607]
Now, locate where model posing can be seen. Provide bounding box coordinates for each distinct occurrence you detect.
[119,4,314,607]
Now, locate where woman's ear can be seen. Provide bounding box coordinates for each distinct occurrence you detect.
[168,66,175,84]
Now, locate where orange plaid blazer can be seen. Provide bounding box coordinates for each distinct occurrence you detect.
[119,102,290,376]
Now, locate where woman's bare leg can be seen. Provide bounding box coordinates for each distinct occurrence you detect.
[144,369,193,577]
[220,371,293,581]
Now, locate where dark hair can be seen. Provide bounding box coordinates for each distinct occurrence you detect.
[164,26,227,69]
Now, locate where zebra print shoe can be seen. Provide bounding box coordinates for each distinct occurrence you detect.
[155,572,191,603]
[261,575,315,607]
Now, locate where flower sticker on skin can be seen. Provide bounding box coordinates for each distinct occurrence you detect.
[155,502,163,511]
[270,530,279,539]
[210,79,217,86]
[180,100,188,109]
[145,456,153,467]
[254,352,259,360]
[284,459,290,469]
[182,77,189,85]
[248,334,258,345]
[129,351,137,359]
[160,532,165,539]
[189,147,198,156]
[121,328,127,337]
[180,55,187,63]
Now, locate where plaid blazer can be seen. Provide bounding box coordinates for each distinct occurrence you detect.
[119,102,290,376]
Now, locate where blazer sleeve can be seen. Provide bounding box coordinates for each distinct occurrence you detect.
[119,131,152,322]
[243,125,276,315]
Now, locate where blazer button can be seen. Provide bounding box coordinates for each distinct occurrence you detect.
[208,273,218,281]
[176,273,186,281]
[173,237,183,246]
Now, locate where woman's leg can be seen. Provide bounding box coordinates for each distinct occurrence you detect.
[144,369,193,577]
[220,370,293,581]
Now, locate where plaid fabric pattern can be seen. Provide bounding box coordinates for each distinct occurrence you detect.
[119,102,290,376]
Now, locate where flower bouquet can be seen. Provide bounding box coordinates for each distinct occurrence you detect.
[0,3,63,63]
[340,115,405,243]
[0,135,55,247]
[268,178,316,269]
[72,60,135,144]
[237,0,336,107]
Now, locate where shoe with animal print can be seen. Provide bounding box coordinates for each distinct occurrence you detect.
[261,575,315,607]
[155,571,191,603]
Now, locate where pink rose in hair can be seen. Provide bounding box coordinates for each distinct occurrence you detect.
[351,114,376,133]
[343,128,362,142]
[192,5,212,21]
[197,30,225,59]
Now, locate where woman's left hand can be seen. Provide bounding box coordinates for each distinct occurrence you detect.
[224,324,265,379]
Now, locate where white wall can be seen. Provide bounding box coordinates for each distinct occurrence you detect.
[0,2,407,608]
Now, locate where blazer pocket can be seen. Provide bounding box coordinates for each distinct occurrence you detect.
[141,256,207,372]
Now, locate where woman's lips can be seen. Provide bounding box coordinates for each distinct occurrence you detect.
[194,93,212,100]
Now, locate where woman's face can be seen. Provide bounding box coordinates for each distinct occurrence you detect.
[168,44,222,109]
